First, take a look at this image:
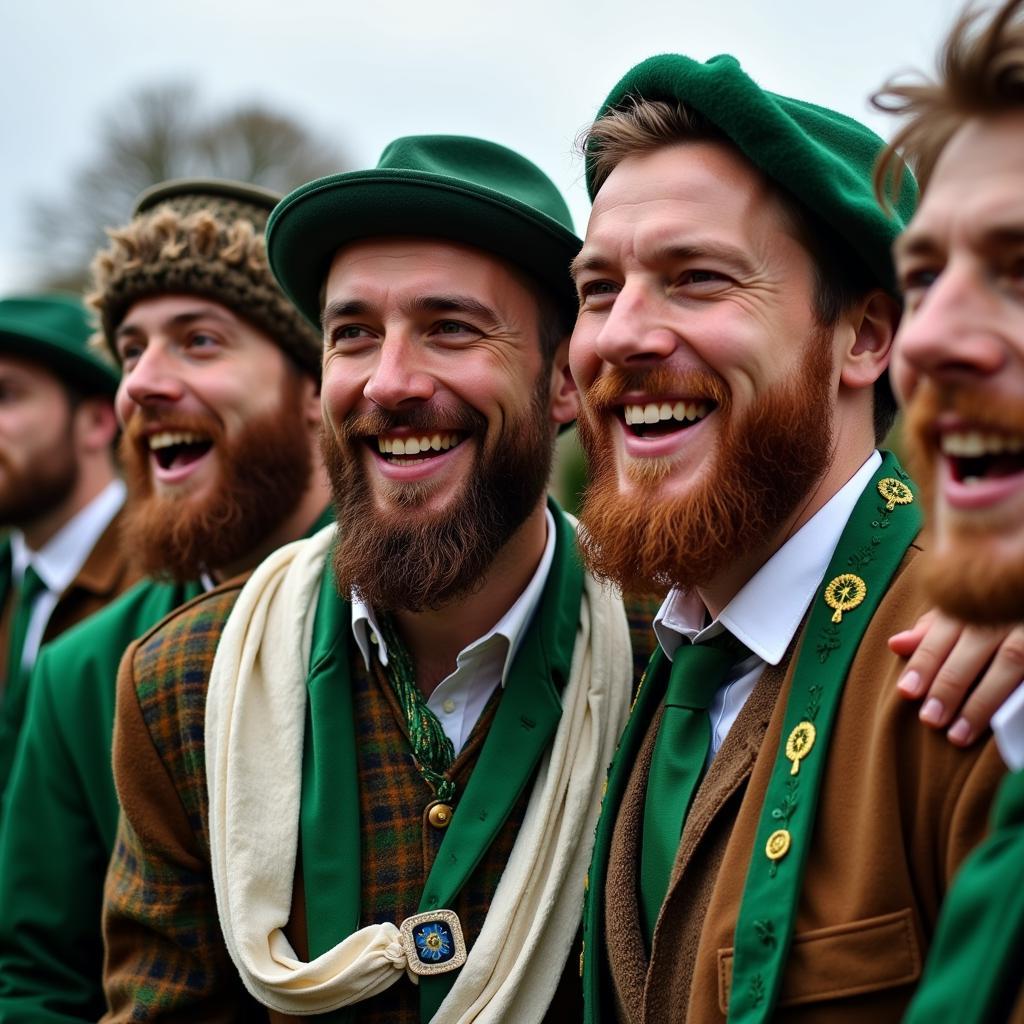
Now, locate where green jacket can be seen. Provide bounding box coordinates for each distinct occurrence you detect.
[0,509,334,1023]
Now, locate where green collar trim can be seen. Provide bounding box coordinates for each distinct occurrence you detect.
[299,498,583,1023]
[727,452,921,1021]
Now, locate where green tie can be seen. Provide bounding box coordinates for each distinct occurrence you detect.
[4,564,46,695]
[639,633,747,943]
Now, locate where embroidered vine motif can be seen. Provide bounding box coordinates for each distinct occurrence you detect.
[750,972,766,1008]
[767,778,799,878]
[805,684,823,722]
[816,622,841,664]
[753,919,777,948]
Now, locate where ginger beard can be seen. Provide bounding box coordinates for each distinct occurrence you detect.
[904,381,1024,624]
[118,372,313,582]
[323,375,556,613]
[0,418,78,529]
[577,331,835,596]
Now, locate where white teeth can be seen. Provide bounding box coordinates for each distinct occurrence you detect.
[376,433,460,456]
[941,430,1024,458]
[623,401,712,427]
[963,475,982,485]
[148,431,206,451]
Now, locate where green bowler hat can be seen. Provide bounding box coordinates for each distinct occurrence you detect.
[0,293,118,397]
[266,135,582,330]
[587,54,919,294]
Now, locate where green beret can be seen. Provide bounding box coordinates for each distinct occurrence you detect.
[0,293,118,397]
[266,135,582,330]
[587,54,918,293]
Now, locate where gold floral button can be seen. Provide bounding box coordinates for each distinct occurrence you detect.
[427,802,453,829]
[765,828,792,862]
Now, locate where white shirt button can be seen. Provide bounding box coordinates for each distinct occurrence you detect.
[442,699,456,714]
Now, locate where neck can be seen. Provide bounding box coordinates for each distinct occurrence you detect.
[19,464,117,552]
[210,459,333,583]
[697,437,876,619]
[394,501,550,698]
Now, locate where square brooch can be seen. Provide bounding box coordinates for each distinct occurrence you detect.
[399,909,468,976]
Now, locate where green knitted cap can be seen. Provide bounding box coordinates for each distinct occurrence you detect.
[267,135,582,331]
[88,178,322,377]
[0,293,118,396]
[587,54,918,293]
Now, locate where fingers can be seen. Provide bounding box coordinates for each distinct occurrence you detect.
[893,610,961,703]
[944,626,1024,747]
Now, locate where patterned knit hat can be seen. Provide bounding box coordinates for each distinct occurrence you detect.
[88,178,322,377]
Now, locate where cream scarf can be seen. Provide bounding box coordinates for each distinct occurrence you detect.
[205,521,632,1019]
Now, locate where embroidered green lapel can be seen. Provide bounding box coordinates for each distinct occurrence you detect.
[298,500,584,1023]
[727,452,921,1021]
[418,500,584,1020]
[581,644,668,1023]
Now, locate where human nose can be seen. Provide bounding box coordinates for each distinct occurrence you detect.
[592,281,679,368]
[362,334,437,409]
[894,264,1007,400]
[121,343,186,409]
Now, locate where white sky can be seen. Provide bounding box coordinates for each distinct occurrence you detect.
[3,0,964,292]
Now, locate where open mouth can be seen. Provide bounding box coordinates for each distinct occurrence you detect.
[148,430,214,471]
[373,431,468,466]
[942,430,1024,484]
[619,400,715,438]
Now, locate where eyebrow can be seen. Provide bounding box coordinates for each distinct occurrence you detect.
[322,294,504,332]
[569,241,758,282]
[114,307,235,339]
[896,225,1024,262]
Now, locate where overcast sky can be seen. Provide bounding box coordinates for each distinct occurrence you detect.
[3,0,965,293]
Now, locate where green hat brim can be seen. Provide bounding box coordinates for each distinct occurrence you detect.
[266,169,582,331]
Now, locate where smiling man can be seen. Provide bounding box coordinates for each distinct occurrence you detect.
[0,179,331,1023]
[874,1,1024,1018]
[571,57,1007,1022]
[0,294,130,796]
[100,137,641,1023]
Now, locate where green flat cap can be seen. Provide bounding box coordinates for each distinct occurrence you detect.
[267,135,582,329]
[0,293,118,396]
[587,54,918,293]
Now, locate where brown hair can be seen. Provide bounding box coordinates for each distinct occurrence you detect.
[874,0,1024,201]
[581,99,895,441]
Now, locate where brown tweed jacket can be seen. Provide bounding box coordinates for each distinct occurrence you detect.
[603,545,1007,1024]
[103,578,661,1022]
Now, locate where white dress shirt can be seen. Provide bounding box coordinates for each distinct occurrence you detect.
[993,684,1024,772]
[351,507,557,755]
[9,478,126,673]
[653,452,882,763]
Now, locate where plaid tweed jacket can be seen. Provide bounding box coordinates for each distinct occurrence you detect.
[103,568,661,1022]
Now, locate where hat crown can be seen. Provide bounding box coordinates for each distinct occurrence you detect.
[376,135,575,234]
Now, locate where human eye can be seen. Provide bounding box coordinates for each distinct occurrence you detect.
[897,265,941,310]
[577,279,620,308]
[430,320,482,342]
[327,323,376,350]
[186,330,222,354]
[117,339,144,368]
[675,268,730,290]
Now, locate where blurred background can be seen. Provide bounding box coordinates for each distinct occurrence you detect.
[4,0,957,503]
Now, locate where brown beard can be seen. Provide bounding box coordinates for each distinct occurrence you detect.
[324,377,556,613]
[577,333,835,596]
[0,418,79,529]
[118,373,314,583]
[904,381,1024,624]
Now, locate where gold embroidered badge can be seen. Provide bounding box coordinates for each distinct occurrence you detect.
[823,574,867,624]
[785,721,817,775]
[877,477,914,512]
[765,829,792,862]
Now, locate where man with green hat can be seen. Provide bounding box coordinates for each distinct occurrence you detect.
[0,292,133,795]
[0,179,333,1022]
[101,136,646,1022]
[874,0,1024,1019]
[570,54,1006,1022]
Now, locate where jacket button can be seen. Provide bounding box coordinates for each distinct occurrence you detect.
[427,802,453,829]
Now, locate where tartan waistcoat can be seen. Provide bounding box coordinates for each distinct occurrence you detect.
[351,648,531,1024]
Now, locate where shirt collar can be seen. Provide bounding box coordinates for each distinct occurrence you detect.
[351,505,557,685]
[9,479,127,595]
[654,451,882,666]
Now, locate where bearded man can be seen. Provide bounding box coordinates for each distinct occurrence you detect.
[571,56,1007,1022]
[874,1,1024,1018]
[0,293,131,795]
[0,179,332,1023]
[100,136,646,1023]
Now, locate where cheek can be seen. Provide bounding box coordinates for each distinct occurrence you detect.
[888,331,917,405]
[568,329,600,392]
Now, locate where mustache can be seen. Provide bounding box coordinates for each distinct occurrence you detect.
[122,409,225,448]
[582,366,730,415]
[337,402,488,443]
[904,379,1024,448]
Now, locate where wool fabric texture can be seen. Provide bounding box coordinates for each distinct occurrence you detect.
[88,178,322,376]
[586,53,919,293]
[204,521,632,1019]
[0,293,118,395]
[266,135,582,331]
